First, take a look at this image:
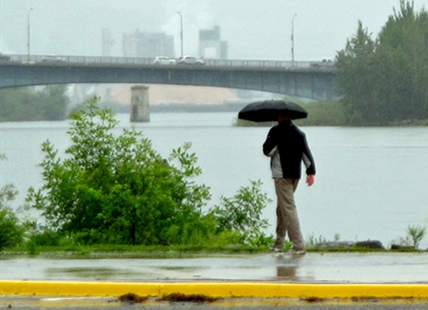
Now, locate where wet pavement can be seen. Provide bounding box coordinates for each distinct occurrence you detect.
[1,252,428,308]
[1,252,427,283]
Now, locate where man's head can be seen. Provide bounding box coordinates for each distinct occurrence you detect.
[278,112,291,123]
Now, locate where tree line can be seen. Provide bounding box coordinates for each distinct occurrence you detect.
[336,0,428,126]
[0,85,69,122]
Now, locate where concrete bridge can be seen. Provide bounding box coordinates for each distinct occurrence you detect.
[0,54,339,101]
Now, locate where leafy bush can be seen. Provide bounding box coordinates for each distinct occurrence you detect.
[406,225,426,249]
[210,180,272,245]
[0,155,24,251]
[391,225,426,250]
[0,205,24,251]
[26,97,211,246]
[27,228,62,247]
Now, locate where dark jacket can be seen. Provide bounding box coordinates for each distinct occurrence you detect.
[262,120,316,179]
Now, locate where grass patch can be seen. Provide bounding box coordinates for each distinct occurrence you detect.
[2,244,271,259]
[2,243,426,259]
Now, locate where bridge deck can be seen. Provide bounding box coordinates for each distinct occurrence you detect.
[1,54,338,100]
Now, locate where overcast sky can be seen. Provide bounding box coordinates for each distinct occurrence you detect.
[1,0,427,61]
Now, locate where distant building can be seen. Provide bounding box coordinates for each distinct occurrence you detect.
[199,26,228,59]
[122,30,175,58]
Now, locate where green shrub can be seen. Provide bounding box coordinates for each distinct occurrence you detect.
[212,230,244,246]
[26,97,211,246]
[0,184,24,251]
[0,207,24,251]
[24,99,277,249]
[28,228,62,247]
[406,225,426,249]
[210,180,272,245]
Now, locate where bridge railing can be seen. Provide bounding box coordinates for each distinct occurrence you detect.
[7,55,154,65]
[66,56,154,65]
[203,59,313,68]
[5,54,318,69]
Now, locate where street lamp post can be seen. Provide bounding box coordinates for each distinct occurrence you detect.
[177,11,183,57]
[291,13,297,66]
[27,8,33,61]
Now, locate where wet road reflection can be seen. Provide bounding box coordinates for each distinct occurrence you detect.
[1,253,427,283]
[275,254,315,282]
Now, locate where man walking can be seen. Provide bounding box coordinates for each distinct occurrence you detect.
[263,113,316,254]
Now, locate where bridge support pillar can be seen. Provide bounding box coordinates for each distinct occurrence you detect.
[130,85,150,122]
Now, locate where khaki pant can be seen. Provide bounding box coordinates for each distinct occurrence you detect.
[273,178,305,251]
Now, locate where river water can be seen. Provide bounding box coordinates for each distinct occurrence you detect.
[1,112,427,248]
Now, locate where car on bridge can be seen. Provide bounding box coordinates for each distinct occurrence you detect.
[177,55,204,65]
[310,58,335,68]
[40,55,66,63]
[153,56,176,65]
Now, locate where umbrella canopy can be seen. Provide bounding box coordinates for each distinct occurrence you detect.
[238,100,308,122]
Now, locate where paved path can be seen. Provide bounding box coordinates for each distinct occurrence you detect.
[1,252,428,303]
[1,252,427,283]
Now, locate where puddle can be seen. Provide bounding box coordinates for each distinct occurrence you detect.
[158,266,196,270]
[45,267,156,280]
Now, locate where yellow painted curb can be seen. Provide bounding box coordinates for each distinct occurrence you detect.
[1,281,428,299]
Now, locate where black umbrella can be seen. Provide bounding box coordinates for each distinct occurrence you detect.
[238,100,308,122]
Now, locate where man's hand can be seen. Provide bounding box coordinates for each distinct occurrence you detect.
[306,175,315,186]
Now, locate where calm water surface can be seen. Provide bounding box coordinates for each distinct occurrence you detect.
[1,112,427,248]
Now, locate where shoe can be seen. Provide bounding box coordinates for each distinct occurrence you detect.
[285,249,306,255]
[270,247,283,253]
